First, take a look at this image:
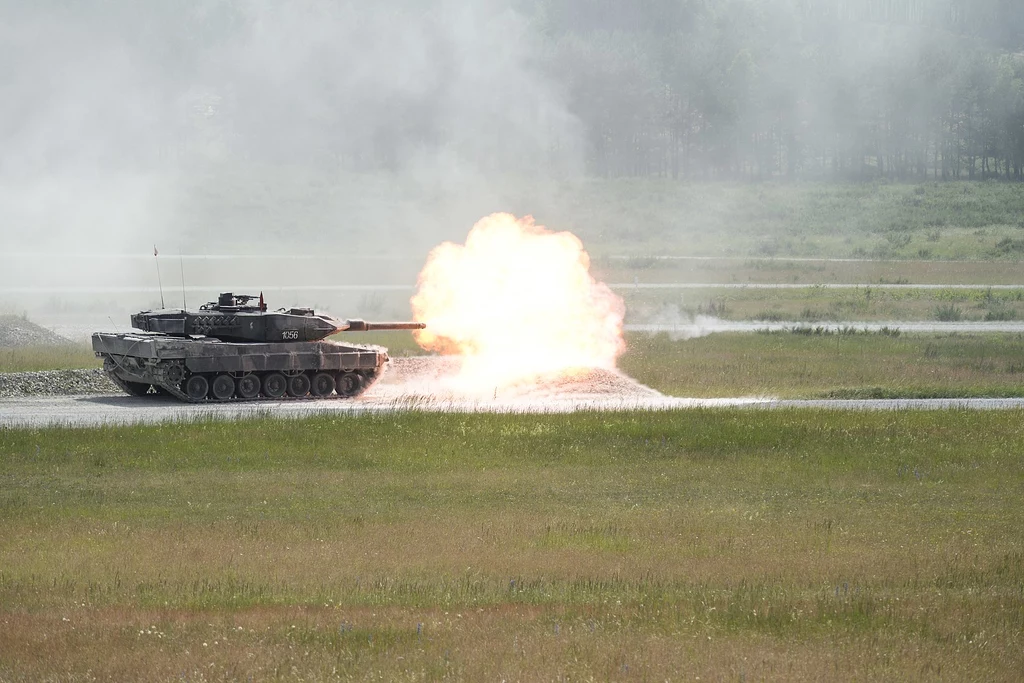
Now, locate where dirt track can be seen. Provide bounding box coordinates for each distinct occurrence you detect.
[3,352,1024,427]
[0,357,760,427]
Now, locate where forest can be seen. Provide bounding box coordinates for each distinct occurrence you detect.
[7,0,1024,182]
[537,0,1024,180]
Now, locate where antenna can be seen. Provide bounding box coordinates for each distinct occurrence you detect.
[153,245,165,309]
[179,248,187,310]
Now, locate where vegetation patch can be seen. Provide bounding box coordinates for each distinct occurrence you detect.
[934,303,965,321]
[0,410,1022,680]
[622,284,1024,323]
[621,331,1024,398]
[0,345,99,373]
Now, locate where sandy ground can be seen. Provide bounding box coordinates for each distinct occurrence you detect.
[3,356,1024,428]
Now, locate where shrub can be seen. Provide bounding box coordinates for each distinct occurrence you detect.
[984,309,1017,321]
[934,304,964,322]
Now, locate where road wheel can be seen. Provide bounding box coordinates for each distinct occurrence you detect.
[184,375,209,401]
[287,373,311,397]
[163,363,185,384]
[211,374,235,401]
[310,372,335,397]
[262,373,287,399]
[335,371,362,397]
[237,374,260,399]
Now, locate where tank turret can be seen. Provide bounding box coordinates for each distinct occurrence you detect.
[92,292,425,402]
[130,292,424,343]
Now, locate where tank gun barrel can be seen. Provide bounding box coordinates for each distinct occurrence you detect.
[338,320,426,332]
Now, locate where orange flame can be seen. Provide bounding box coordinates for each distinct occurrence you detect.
[411,213,625,391]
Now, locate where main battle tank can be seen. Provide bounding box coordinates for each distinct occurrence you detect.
[92,292,424,402]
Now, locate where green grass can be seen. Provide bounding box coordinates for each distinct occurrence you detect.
[1,410,1022,680]
[0,344,99,373]
[142,166,1024,260]
[622,284,1024,322]
[621,331,1024,398]
[557,179,1024,259]
[595,256,1024,286]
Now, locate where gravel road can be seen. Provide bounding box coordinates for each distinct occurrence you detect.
[0,358,692,427]
[3,356,1024,428]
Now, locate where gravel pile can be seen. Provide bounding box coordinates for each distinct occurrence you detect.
[0,369,117,398]
[0,315,73,347]
[367,356,666,406]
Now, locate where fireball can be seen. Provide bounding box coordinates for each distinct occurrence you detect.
[411,213,625,392]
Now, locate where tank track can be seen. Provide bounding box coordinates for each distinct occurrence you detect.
[102,364,382,404]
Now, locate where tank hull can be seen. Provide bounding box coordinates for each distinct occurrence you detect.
[92,332,388,403]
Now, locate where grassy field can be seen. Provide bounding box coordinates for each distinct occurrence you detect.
[148,167,1024,260]
[562,179,1024,260]
[621,285,1024,323]
[1,410,1023,680]
[594,257,1024,286]
[621,331,1024,399]
[15,166,1015,260]
[5,176,1023,680]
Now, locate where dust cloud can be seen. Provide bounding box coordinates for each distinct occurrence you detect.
[6,0,1014,326]
[0,0,582,319]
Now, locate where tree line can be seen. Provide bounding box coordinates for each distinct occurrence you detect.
[11,0,1024,182]
[536,0,1024,180]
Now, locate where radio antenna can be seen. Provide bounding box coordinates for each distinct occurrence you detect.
[153,245,165,309]
[179,248,187,310]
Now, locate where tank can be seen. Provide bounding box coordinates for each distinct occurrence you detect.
[91,292,425,402]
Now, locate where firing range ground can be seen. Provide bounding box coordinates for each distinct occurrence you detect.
[0,357,733,427]
[365,356,667,404]
[3,357,1024,428]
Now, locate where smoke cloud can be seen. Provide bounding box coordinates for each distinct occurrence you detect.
[0,0,582,258]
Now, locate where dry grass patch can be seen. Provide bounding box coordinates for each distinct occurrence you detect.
[622,331,1024,398]
[0,344,99,373]
[1,411,1022,679]
[1,602,1015,681]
